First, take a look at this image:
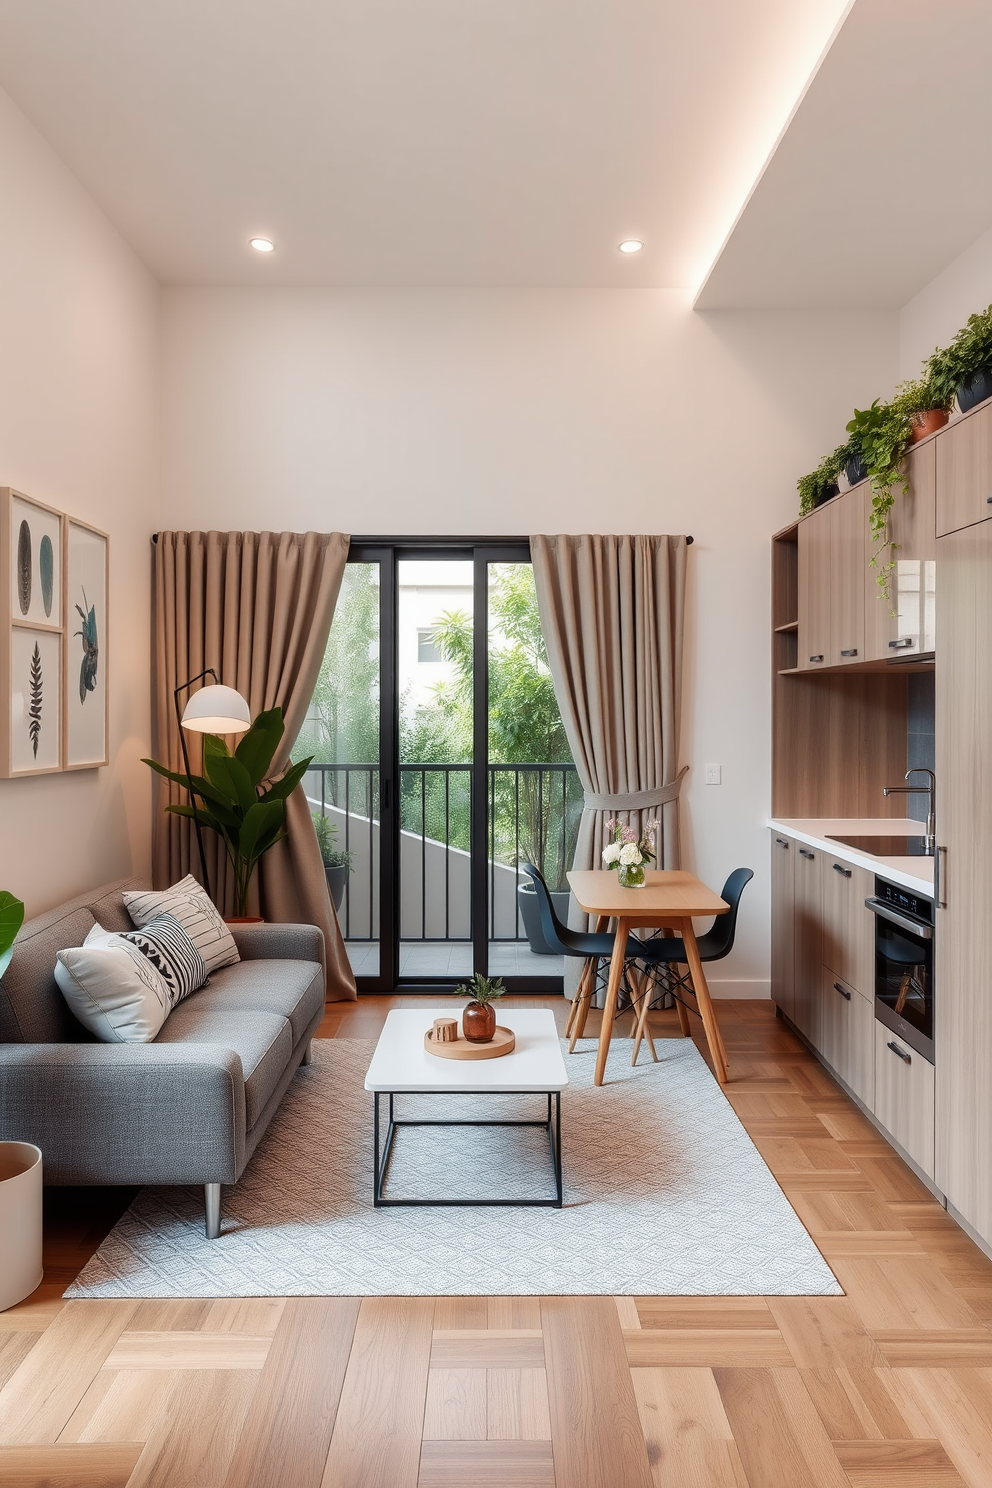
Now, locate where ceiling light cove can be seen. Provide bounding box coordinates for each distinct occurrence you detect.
[249,237,275,253]
[618,239,644,254]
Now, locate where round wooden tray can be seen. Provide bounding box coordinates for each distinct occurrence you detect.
[424,1026,516,1060]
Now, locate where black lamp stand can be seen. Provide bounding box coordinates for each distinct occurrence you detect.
[174,668,219,903]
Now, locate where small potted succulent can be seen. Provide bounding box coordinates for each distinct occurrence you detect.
[312,812,353,912]
[602,817,660,889]
[453,971,506,1043]
[928,304,992,414]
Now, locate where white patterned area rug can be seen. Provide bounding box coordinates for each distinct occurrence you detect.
[66,1037,841,1299]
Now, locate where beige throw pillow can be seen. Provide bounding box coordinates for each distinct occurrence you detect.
[123,875,240,973]
[55,924,173,1043]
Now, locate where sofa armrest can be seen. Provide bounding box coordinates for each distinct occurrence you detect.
[229,922,324,966]
[0,1042,246,1186]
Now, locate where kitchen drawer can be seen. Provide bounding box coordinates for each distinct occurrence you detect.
[874,1020,935,1178]
[820,856,874,996]
[820,968,873,1108]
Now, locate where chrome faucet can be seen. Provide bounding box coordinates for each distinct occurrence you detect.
[883,768,936,856]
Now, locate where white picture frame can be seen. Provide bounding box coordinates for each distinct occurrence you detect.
[64,518,109,770]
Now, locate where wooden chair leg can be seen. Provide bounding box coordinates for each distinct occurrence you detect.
[568,958,596,1051]
[675,992,692,1038]
[631,972,652,1065]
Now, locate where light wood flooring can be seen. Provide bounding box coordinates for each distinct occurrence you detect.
[3,996,992,1487]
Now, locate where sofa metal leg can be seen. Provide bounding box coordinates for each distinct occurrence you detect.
[301,1040,313,1066]
[204,1183,221,1239]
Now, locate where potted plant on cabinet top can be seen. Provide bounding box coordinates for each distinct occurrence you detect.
[928,304,992,414]
[144,706,313,921]
[453,972,506,1043]
[0,890,44,1314]
[797,447,846,516]
[312,812,353,912]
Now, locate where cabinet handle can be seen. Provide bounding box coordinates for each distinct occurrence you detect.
[840,648,858,657]
[808,654,824,663]
[775,837,789,847]
[833,981,852,1000]
[886,1040,912,1065]
[888,638,913,649]
[936,844,946,910]
[832,863,852,877]
[799,848,814,860]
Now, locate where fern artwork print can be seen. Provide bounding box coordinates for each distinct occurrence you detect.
[64,520,108,769]
[9,626,60,772]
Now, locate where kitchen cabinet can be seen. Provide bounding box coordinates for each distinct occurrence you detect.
[820,968,874,1108]
[864,443,936,661]
[874,1021,935,1179]
[770,833,795,1020]
[828,487,865,666]
[798,504,830,670]
[792,845,822,1045]
[819,854,874,996]
[936,400,992,537]
[935,520,992,1243]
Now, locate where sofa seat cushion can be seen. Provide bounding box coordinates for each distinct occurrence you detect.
[192,958,323,1045]
[156,1006,293,1128]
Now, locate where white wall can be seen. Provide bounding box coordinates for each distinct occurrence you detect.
[162,287,897,994]
[0,85,160,915]
[900,223,992,380]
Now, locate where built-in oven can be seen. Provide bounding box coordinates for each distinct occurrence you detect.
[866,876,934,1065]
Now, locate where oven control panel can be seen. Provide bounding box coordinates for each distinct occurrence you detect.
[873,877,934,929]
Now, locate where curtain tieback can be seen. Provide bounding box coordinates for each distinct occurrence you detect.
[583,766,688,813]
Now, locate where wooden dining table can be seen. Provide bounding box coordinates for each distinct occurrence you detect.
[566,868,731,1087]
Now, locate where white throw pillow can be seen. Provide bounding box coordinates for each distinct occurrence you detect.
[55,923,173,1043]
[123,875,240,973]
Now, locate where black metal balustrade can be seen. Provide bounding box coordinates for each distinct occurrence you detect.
[303,762,581,944]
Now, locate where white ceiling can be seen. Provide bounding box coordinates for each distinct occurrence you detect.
[697,0,992,308]
[0,0,847,288]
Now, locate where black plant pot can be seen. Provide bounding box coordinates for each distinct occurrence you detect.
[814,481,840,508]
[956,366,992,414]
[845,451,868,486]
[324,864,348,913]
[517,882,571,955]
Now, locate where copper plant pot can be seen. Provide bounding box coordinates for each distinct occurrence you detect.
[224,916,264,925]
[463,1001,497,1043]
[909,407,949,443]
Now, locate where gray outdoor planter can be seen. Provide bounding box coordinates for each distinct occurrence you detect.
[517,880,571,955]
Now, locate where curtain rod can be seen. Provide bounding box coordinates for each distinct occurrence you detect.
[150,533,694,544]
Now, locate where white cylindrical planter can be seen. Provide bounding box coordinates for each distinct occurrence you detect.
[0,1142,43,1311]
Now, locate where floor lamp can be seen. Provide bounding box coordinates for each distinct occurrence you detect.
[174,670,252,903]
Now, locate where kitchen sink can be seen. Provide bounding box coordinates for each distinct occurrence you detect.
[825,834,931,857]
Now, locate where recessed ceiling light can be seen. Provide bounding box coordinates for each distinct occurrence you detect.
[249,237,275,253]
[618,239,644,254]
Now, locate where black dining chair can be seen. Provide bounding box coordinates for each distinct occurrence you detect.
[630,867,754,1066]
[521,864,653,1054]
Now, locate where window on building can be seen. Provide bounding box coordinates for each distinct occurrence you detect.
[417,628,442,663]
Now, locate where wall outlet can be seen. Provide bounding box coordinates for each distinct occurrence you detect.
[704,763,722,785]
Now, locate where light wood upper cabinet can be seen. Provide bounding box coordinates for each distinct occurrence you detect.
[770,832,795,1020]
[819,855,874,996]
[793,845,822,1045]
[798,503,831,670]
[828,487,865,666]
[935,519,992,1243]
[936,401,992,537]
[864,443,936,661]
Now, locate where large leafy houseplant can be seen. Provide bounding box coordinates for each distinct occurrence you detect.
[927,304,992,411]
[144,707,312,918]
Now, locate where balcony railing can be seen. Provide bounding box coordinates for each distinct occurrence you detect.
[304,762,582,943]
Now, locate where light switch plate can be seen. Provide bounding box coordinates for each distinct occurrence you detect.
[704,763,722,785]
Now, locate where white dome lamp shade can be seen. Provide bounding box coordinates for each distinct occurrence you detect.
[173,669,254,903]
[180,684,252,736]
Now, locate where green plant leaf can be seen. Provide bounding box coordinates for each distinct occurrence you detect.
[258,757,311,803]
[0,890,25,961]
[238,800,286,864]
[202,732,231,761]
[203,750,256,813]
[234,707,284,786]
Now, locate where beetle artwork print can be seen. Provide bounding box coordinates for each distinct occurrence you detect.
[74,589,98,703]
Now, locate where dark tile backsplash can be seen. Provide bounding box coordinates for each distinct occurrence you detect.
[906,672,935,822]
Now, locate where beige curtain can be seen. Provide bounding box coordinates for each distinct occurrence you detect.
[530,534,688,918]
[151,530,357,1000]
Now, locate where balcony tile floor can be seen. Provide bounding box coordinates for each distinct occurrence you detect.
[344,941,565,979]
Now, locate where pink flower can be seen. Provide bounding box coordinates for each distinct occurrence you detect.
[621,824,638,843]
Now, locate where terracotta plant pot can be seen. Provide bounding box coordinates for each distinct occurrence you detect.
[909,408,950,443]
[224,916,264,925]
[463,1001,497,1043]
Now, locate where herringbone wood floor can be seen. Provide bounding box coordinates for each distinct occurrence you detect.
[2,997,992,1487]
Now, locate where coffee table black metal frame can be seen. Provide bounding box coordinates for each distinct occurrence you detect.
[372,1088,563,1208]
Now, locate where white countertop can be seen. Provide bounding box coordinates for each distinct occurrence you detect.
[364,1008,569,1092]
[767,818,934,898]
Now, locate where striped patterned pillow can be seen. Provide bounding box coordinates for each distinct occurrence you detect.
[123,875,240,973]
[122,913,207,1008]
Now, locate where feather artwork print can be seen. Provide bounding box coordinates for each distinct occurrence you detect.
[39,535,54,618]
[27,641,42,759]
[16,521,31,616]
[74,589,98,703]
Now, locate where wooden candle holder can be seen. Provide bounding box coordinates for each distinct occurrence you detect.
[432,1017,458,1044]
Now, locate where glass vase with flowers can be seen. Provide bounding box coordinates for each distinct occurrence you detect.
[601,818,660,888]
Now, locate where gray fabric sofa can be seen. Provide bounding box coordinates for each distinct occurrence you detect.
[0,877,325,1237]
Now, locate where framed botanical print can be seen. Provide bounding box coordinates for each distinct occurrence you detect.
[9,626,62,774]
[4,489,63,629]
[64,518,109,770]
[0,490,65,776]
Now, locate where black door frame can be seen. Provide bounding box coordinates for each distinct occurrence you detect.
[346,537,565,994]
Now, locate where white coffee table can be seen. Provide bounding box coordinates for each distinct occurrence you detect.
[364,1008,568,1208]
